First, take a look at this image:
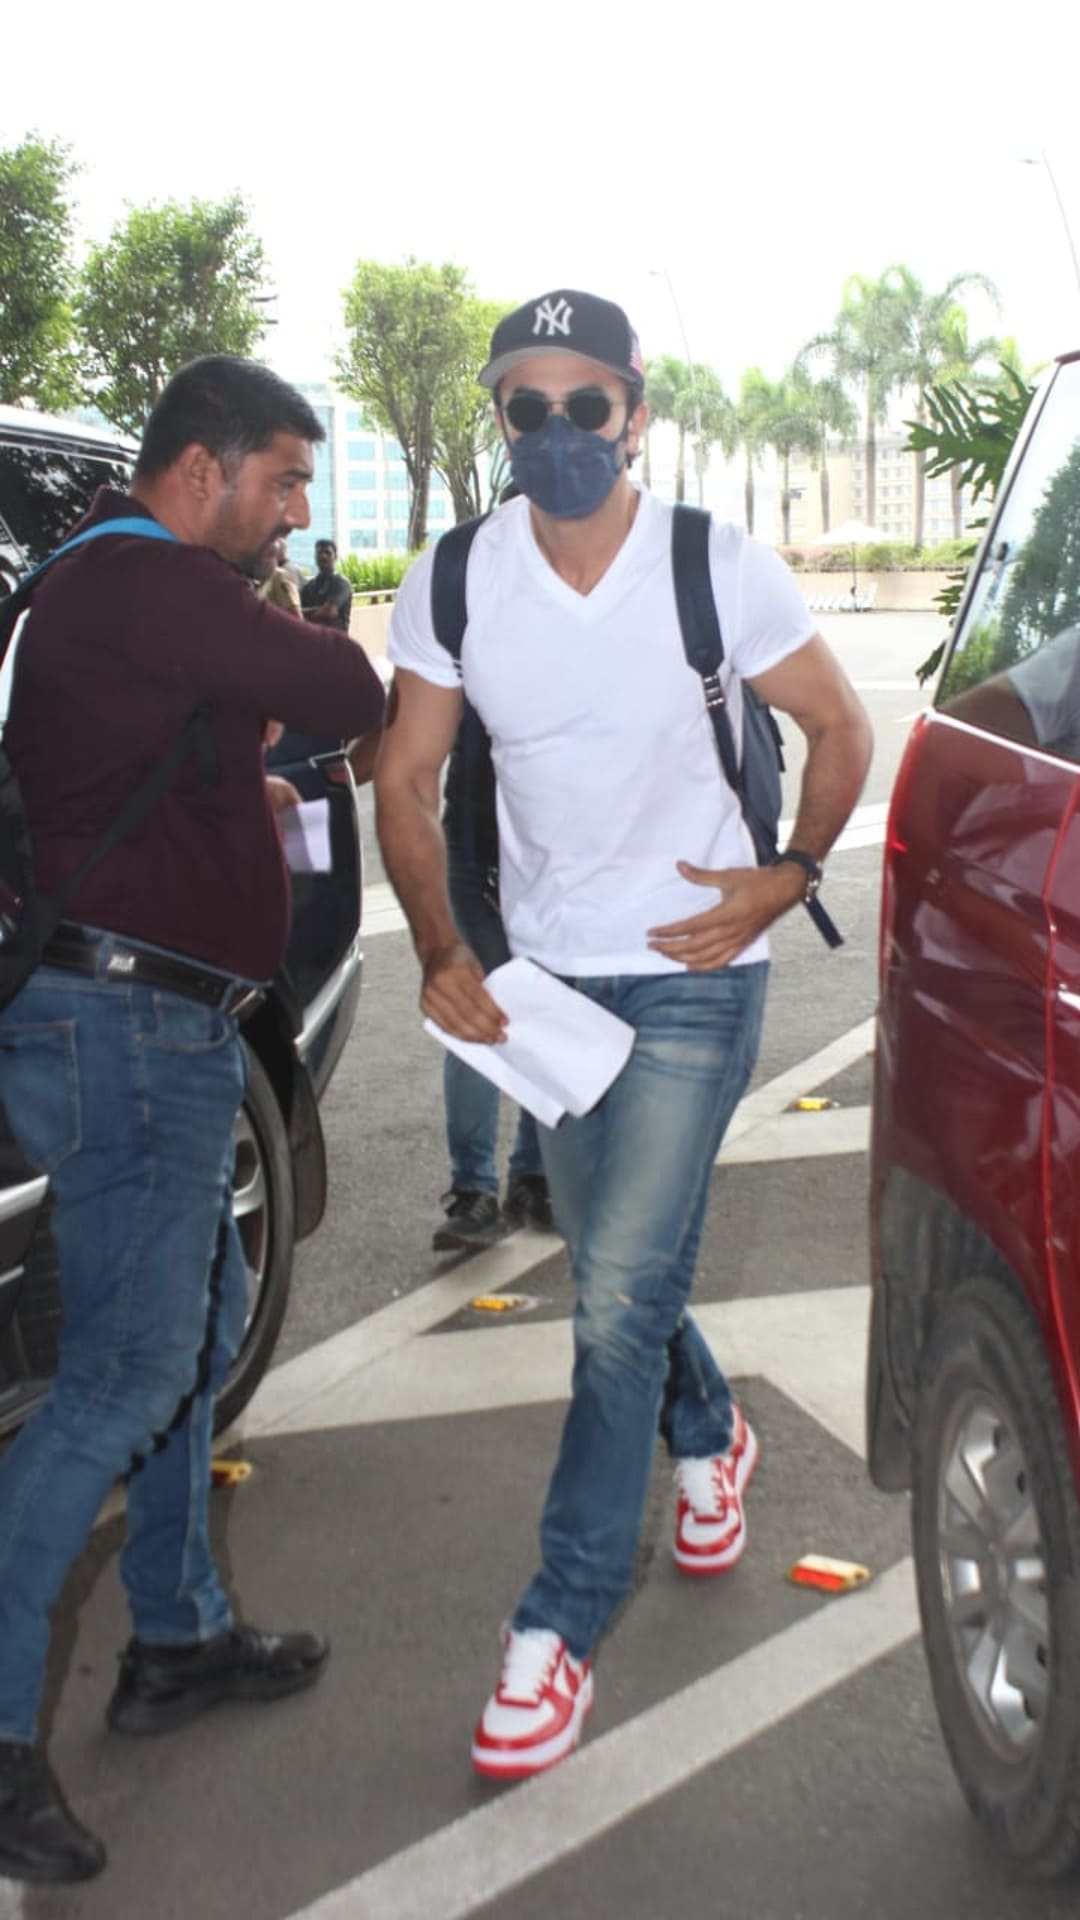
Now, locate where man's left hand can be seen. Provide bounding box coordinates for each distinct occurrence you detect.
[647,859,805,970]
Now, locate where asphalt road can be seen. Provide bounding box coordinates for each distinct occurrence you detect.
[15,610,1077,1920]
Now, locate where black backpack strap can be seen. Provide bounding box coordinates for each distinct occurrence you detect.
[430,514,490,667]
[671,502,842,949]
[431,516,497,870]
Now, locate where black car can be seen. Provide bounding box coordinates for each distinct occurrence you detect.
[0,405,365,1434]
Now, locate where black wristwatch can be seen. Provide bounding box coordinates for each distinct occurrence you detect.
[773,848,824,904]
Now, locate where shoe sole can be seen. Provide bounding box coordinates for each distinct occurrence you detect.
[107,1663,323,1735]
[471,1673,595,1779]
[0,1842,106,1883]
[674,1423,760,1576]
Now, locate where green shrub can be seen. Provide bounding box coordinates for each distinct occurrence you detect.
[339,551,418,594]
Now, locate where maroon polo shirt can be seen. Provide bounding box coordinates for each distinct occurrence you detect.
[6,489,386,980]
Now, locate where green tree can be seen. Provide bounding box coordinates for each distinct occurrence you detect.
[761,375,821,546]
[905,361,1036,680]
[430,295,508,522]
[339,259,489,549]
[735,368,777,534]
[643,356,690,499]
[0,133,80,411]
[800,272,909,524]
[77,196,268,435]
[888,266,1000,545]
[787,368,857,532]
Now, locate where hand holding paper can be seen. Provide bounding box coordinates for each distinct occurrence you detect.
[423,957,635,1128]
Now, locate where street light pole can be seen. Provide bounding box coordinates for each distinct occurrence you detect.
[649,268,705,505]
[1019,153,1080,311]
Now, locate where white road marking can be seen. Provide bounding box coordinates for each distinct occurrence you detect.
[229,1021,875,1446]
[0,1883,24,1918]
[283,1558,919,1920]
[720,1104,870,1162]
[255,1286,870,1460]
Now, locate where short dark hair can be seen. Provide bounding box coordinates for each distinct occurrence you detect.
[315,537,337,553]
[135,355,325,479]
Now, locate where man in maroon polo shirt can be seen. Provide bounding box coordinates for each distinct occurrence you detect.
[0,356,385,1885]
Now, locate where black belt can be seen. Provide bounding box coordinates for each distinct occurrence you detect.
[41,928,264,1018]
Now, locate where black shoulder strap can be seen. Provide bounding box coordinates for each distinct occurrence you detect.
[670,501,842,950]
[430,514,490,665]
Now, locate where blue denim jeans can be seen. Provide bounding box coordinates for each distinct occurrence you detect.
[512,964,769,1661]
[0,962,250,1743]
[444,844,542,1194]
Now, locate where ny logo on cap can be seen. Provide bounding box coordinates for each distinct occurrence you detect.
[532,297,573,338]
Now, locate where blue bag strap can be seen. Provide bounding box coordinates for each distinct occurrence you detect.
[670,502,842,949]
[1,517,181,669]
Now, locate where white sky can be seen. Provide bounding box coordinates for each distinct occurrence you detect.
[7,0,1080,402]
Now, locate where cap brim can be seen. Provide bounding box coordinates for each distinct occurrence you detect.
[478,345,643,391]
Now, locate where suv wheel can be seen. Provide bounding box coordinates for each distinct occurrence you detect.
[214,1049,296,1432]
[912,1278,1080,1878]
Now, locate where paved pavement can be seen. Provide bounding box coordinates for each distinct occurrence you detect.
[7,613,1079,1917]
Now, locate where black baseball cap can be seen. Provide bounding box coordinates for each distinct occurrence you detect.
[479,290,646,393]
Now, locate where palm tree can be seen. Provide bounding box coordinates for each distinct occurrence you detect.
[763,375,829,545]
[643,355,688,498]
[799,272,909,525]
[787,369,857,533]
[735,368,776,534]
[888,266,1000,545]
[680,365,736,504]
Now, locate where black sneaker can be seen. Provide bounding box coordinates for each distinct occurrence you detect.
[432,1187,504,1252]
[503,1172,554,1232]
[106,1625,329,1735]
[0,1742,105,1883]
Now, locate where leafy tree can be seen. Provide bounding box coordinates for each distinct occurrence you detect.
[888,266,1000,545]
[339,260,492,548]
[0,134,80,411]
[644,356,691,500]
[905,362,1037,681]
[430,295,508,522]
[800,272,909,523]
[77,196,268,435]
[786,368,857,532]
[760,375,820,546]
[735,369,777,534]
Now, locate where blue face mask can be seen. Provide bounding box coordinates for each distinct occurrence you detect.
[506,412,626,519]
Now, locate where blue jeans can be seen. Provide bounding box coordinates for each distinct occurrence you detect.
[0,963,250,1743]
[512,964,769,1661]
[444,845,542,1194]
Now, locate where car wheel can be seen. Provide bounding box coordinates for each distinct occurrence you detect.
[911,1278,1080,1878]
[213,1049,296,1433]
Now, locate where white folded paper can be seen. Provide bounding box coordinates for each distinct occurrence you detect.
[280,798,332,873]
[423,957,636,1128]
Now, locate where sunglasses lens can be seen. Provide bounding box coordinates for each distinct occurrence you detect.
[505,394,549,434]
[566,390,614,431]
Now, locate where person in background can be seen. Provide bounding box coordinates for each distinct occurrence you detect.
[0,355,385,1884]
[301,538,353,632]
[259,535,303,615]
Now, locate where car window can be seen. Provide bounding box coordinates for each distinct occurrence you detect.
[0,437,132,572]
[939,359,1080,764]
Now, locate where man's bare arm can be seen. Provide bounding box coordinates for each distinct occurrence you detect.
[374,670,507,1041]
[647,635,872,969]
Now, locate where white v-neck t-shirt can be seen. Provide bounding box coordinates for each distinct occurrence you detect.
[388,489,816,975]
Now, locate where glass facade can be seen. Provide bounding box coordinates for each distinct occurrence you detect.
[291,384,455,560]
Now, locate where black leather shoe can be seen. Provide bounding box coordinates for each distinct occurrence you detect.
[432,1187,504,1252]
[106,1626,329,1735]
[0,1742,105,1883]
[503,1172,554,1232]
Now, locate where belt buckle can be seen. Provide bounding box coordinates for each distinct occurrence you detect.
[224,984,262,1019]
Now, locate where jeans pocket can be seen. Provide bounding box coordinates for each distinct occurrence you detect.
[145,993,233,1055]
[0,1019,80,1172]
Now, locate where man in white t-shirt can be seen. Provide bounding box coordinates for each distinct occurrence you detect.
[375,289,872,1781]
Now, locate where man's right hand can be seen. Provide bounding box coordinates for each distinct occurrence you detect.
[420,940,508,1044]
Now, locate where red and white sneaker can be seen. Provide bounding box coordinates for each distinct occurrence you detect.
[471,1627,594,1779]
[673,1406,759,1576]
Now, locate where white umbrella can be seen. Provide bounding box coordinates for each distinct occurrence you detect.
[804,519,885,594]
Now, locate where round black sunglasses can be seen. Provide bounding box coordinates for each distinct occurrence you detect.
[503,387,620,435]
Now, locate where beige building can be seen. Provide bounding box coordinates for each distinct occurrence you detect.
[785,434,979,548]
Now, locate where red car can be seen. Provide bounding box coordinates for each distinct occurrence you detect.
[869,350,1080,1877]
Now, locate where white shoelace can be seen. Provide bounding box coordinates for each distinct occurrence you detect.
[498,1628,562,1702]
[675,1456,731,1520]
